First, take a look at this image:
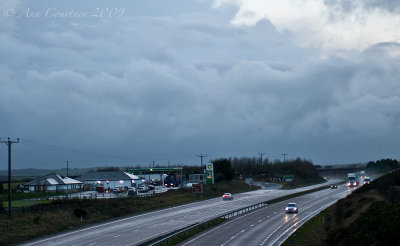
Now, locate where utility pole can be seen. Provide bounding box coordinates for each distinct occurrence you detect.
[258,153,265,165]
[66,160,69,176]
[281,153,287,163]
[196,154,207,167]
[0,137,19,217]
[152,161,155,168]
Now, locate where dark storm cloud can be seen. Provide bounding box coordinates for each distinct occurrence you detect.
[1,0,400,168]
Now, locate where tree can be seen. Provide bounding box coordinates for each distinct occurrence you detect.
[366,159,400,174]
[213,158,234,182]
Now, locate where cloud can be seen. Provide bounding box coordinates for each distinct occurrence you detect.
[1,0,400,167]
[214,0,400,53]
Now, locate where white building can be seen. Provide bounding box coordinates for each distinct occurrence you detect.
[77,171,141,190]
[25,173,83,193]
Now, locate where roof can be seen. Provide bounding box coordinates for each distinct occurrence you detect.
[77,171,140,181]
[128,167,183,174]
[25,173,83,186]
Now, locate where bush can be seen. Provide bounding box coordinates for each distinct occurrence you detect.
[327,201,400,246]
[73,208,88,219]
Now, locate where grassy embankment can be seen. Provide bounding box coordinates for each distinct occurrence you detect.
[283,169,400,246]
[0,180,258,245]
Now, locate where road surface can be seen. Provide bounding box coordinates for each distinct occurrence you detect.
[19,180,341,246]
[179,184,353,246]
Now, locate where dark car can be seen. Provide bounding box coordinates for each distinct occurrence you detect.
[330,184,338,189]
[285,203,299,213]
[96,186,106,193]
[128,187,136,195]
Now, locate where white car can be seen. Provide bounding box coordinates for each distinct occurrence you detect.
[285,203,299,213]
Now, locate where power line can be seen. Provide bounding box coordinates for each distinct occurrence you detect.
[18,138,196,163]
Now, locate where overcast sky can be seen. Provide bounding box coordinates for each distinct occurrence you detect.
[1,0,400,169]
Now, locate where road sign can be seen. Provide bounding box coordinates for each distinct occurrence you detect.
[206,163,214,185]
[192,184,203,194]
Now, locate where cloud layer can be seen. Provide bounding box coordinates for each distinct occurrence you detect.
[1,0,400,168]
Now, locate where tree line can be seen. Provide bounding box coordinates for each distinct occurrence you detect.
[211,157,321,183]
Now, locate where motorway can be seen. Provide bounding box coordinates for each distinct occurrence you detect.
[179,184,353,246]
[19,180,342,246]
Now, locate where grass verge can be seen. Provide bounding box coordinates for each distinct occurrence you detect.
[0,180,258,245]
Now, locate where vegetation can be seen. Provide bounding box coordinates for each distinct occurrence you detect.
[283,169,400,246]
[366,158,399,174]
[228,157,324,186]
[0,180,258,245]
[213,158,235,182]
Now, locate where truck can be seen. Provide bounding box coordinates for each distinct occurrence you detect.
[347,173,359,187]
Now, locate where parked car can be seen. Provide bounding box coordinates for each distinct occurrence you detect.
[285,203,299,213]
[112,188,120,194]
[330,184,338,189]
[96,186,106,192]
[128,187,136,195]
[222,193,233,200]
[148,185,155,190]
[138,185,148,193]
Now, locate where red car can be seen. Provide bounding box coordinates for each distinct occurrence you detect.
[222,193,233,200]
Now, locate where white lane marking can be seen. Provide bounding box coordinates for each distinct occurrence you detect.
[261,195,344,246]
[259,219,263,222]
[21,197,224,246]
[180,207,268,246]
[221,230,246,246]
[267,200,337,246]
[250,224,255,227]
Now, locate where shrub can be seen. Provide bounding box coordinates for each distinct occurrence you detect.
[73,208,88,219]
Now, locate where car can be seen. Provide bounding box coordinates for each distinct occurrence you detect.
[128,187,136,195]
[285,203,299,213]
[363,177,372,184]
[164,182,174,188]
[147,185,155,190]
[138,185,148,193]
[96,186,106,193]
[112,188,120,194]
[330,184,338,189]
[222,193,233,200]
